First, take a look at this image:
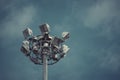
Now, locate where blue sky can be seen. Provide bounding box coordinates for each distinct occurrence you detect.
[0,0,120,80]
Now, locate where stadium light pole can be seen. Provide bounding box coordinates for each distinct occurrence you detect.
[20,24,70,80]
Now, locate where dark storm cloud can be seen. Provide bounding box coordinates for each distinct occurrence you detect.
[0,0,120,80]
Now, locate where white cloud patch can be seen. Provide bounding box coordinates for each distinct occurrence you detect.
[79,0,120,40]
[83,0,116,28]
[0,5,37,39]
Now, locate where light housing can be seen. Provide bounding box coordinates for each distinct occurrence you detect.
[21,40,30,56]
[32,45,39,54]
[52,37,64,46]
[62,44,70,54]
[62,32,69,40]
[23,27,33,39]
[39,24,50,35]
[60,45,70,58]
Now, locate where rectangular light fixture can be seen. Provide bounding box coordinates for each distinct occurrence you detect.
[21,40,30,55]
[62,32,69,40]
[23,27,33,39]
[52,37,64,46]
[39,24,50,35]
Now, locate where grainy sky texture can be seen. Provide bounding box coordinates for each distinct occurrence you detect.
[0,0,120,80]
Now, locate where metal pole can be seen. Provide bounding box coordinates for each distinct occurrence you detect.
[43,54,48,80]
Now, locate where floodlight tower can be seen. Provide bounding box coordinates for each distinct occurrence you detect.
[20,24,70,80]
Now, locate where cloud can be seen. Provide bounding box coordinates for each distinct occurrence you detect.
[83,0,116,28]
[0,5,37,39]
[78,0,120,40]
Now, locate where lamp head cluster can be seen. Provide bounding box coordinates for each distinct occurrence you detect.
[21,24,70,65]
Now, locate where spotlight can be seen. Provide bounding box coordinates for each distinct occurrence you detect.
[62,44,70,54]
[32,45,39,54]
[21,40,30,56]
[62,32,69,40]
[52,37,64,46]
[60,45,70,58]
[39,24,50,35]
[23,27,33,39]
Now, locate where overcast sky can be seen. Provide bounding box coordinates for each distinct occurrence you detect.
[0,0,120,80]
